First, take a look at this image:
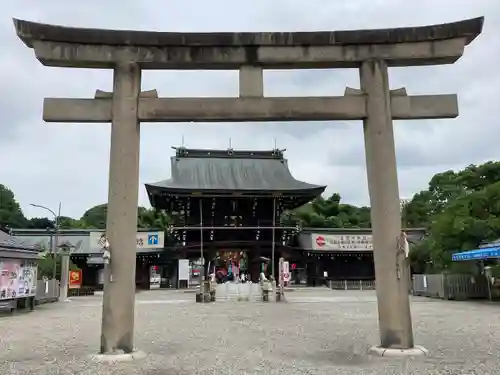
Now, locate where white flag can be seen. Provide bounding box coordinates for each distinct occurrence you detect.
[402,231,410,258]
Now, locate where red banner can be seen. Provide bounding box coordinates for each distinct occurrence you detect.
[69,269,82,289]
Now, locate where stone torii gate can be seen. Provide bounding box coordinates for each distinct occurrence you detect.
[14,17,483,358]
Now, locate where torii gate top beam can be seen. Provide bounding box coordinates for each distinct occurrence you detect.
[13,17,483,69]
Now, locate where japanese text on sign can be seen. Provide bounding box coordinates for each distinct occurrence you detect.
[312,234,373,251]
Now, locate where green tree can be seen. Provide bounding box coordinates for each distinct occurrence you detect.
[27,217,55,229]
[0,184,28,229]
[81,203,171,230]
[405,161,500,228]
[80,204,108,228]
[403,191,435,228]
[408,162,500,273]
[137,207,171,229]
[58,216,90,229]
[281,193,371,229]
[429,181,500,265]
[37,253,79,279]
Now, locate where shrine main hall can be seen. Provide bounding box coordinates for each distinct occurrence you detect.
[12,146,425,289]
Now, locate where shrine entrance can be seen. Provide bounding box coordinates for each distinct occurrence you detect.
[213,251,243,283]
[14,16,483,356]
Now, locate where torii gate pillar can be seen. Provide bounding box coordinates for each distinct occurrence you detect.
[361,59,414,350]
[100,63,142,355]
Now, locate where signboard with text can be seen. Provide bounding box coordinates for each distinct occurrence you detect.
[311,234,373,251]
[89,231,165,251]
[0,260,37,300]
[69,269,82,289]
[283,261,291,283]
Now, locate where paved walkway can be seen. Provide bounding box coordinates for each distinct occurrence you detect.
[1,289,499,374]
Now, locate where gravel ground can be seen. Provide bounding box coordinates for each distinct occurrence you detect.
[1,289,499,374]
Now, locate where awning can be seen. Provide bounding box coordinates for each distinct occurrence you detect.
[452,247,500,261]
[87,256,105,265]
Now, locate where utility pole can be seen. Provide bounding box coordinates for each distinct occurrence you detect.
[30,202,69,301]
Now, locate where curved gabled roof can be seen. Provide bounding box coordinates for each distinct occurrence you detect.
[145,148,326,196]
[0,230,40,260]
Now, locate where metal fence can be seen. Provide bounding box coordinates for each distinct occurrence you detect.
[412,274,489,300]
[68,287,95,297]
[328,279,376,290]
[323,274,492,301]
[35,279,60,304]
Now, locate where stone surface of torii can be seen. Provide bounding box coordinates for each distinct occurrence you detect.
[13,16,484,360]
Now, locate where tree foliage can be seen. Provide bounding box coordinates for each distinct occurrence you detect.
[404,161,500,273]
[0,184,28,230]
[80,204,170,229]
[80,204,108,229]
[37,253,79,279]
[281,193,371,229]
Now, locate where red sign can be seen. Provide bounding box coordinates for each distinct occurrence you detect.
[315,235,326,247]
[69,269,82,289]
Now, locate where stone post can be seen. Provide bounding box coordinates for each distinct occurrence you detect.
[100,62,142,355]
[59,254,70,301]
[360,59,414,350]
[239,66,263,97]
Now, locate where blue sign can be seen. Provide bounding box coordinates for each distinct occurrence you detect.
[148,234,159,246]
[452,247,500,261]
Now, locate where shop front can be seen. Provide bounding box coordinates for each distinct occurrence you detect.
[299,230,375,285]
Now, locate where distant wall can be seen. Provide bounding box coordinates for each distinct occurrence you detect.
[413,274,489,300]
[35,279,59,304]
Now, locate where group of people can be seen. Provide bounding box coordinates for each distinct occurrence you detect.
[213,267,249,284]
[207,251,275,284]
[211,251,250,284]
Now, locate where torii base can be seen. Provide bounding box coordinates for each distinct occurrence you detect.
[368,345,429,357]
[90,350,147,363]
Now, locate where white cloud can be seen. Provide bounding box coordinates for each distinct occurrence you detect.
[0,0,497,218]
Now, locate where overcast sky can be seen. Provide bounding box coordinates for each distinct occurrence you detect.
[0,0,497,219]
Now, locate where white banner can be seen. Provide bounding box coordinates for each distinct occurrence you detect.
[89,231,164,250]
[0,260,37,300]
[311,233,373,251]
[178,259,190,281]
[283,261,291,282]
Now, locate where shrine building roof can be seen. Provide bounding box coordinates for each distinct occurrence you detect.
[145,147,326,198]
[0,229,41,260]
